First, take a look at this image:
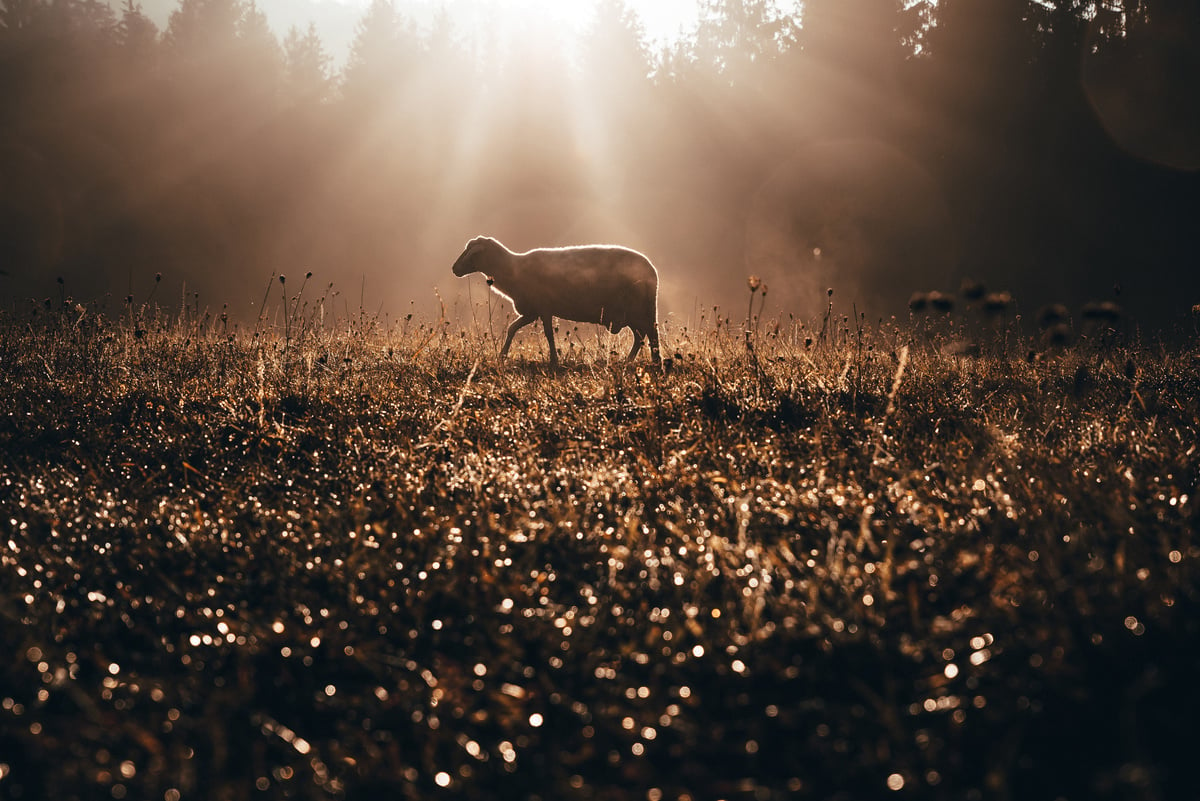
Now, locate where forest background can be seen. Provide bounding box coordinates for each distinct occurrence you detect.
[1,0,1198,331]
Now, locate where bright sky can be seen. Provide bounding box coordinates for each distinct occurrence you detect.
[339,0,702,46]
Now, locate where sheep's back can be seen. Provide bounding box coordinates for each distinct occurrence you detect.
[507,247,658,327]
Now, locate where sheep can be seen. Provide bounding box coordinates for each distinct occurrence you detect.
[451,235,661,367]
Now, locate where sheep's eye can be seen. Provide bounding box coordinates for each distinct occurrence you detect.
[486,277,495,286]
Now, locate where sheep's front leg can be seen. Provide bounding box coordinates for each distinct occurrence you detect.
[542,316,558,367]
[500,314,538,358]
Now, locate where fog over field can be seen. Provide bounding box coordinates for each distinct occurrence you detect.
[2,0,1198,334]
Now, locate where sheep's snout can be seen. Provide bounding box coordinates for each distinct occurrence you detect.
[450,248,477,277]
[452,236,498,277]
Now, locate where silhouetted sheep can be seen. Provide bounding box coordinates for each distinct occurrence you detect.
[451,236,661,367]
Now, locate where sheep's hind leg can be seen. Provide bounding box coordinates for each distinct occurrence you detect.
[626,328,660,364]
[626,332,645,361]
[500,314,538,358]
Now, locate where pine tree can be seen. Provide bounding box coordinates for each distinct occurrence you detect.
[235,0,282,104]
[164,0,240,59]
[692,0,798,82]
[340,0,418,111]
[75,0,116,32]
[283,22,331,106]
[577,0,655,173]
[0,0,39,34]
[581,0,651,88]
[116,0,158,62]
[162,0,283,118]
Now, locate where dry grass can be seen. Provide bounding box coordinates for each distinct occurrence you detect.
[2,300,1199,800]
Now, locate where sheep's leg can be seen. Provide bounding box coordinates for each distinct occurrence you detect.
[626,332,645,361]
[500,314,538,358]
[542,316,559,367]
[626,327,661,363]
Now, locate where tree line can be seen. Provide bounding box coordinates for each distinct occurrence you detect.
[1,0,1197,326]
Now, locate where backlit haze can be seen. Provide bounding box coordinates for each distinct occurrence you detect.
[2,0,1198,335]
[125,0,702,62]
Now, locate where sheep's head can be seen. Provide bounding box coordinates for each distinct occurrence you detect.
[452,236,501,277]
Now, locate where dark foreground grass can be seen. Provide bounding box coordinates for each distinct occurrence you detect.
[1,308,1199,801]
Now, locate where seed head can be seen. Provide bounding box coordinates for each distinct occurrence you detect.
[929,291,954,313]
[960,278,985,301]
[1041,323,1071,347]
[1081,301,1121,321]
[983,291,1012,314]
[1037,303,1069,329]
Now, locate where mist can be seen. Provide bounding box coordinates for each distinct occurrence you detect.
[1,0,1198,336]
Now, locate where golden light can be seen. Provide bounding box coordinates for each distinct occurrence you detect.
[471,0,700,43]
[401,0,701,254]
[470,0,600,37]
[364,0,700,47]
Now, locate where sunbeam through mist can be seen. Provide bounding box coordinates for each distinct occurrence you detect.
[0,0,1197,333]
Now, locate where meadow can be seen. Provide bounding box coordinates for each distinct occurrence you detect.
[1,293,1198,801]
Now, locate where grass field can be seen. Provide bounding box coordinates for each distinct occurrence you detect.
[2,297,1198,800]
